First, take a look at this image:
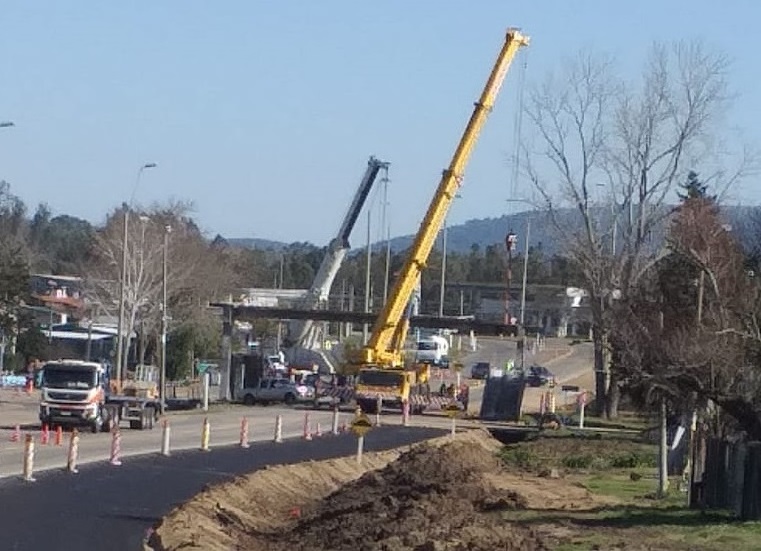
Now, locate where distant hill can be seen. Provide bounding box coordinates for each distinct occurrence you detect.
[226,237,289,251]
[227,205,761,257]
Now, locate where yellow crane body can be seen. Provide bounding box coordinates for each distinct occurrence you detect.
[348,28,529,411]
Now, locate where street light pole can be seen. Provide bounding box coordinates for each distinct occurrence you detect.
[160,225,171,414]
[115,162,157,385]
[363,209,372,345]
[519,217,531,326]
[438,219,448,317]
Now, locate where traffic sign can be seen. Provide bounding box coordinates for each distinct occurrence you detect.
[351,413,373,437]
[444,403,462,418]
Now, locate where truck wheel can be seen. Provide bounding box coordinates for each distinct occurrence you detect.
[243,394,255,406]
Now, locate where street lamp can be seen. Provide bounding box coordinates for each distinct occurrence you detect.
[115,162,157,384]
[160,224,171,414]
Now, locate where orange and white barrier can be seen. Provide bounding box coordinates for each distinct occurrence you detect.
[239,417,250,448]
[274,414,283,443]
[200,417,210,451]
[54,426,63,446]
[331,407,340,435]
[402,400,410,427]
[10,424,20,443]
[40,424,49,446]
[67,429,79,473]
[109,427,122,466]
[161,419,171,456]
[303,413,312,441]
[315,422,322,438]
[22,433,35,482]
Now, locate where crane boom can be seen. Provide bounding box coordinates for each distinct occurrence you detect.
[349,28,529,370]
[288,156,389,348]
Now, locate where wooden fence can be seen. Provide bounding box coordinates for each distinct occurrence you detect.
[696,438,761,520]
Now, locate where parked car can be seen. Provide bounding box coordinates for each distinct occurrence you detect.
[239,377,315,406]
[470,362,491,380]
[526,365,555,387]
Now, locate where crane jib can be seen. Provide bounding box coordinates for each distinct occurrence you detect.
[358,28,529,365]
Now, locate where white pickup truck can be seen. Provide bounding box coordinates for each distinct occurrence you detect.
[238,377,315,406]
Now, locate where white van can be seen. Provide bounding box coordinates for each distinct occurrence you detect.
[415,335,450,367]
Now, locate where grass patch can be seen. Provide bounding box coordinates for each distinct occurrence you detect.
[499,431,657,473]
[495,429,761,550]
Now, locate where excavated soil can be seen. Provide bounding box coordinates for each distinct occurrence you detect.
[249,438,545,551]
[149,430,629,551]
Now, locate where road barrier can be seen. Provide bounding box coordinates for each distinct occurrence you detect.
[10,424,20,442]
[303,413,312,441]
[22,434,35,482]
[375,395,382,426]
[40,424,49,446]
[160,419,171,456]
[239,417,250,448]
[67,429,79,473]
[331,407,340,435]
[315,422,322,438]
[274,414,283,443]
[54,426,63,446]
[200,417,211,451]
[109,428,122,466]
[402,400,410,427]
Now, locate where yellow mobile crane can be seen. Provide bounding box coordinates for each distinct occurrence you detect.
[347,28,529,414]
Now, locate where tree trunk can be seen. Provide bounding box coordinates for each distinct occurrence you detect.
[606,369,621,419]
[592,324,607,416]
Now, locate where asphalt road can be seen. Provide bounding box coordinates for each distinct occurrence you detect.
[0,425,446,551]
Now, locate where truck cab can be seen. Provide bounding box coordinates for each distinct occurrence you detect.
[415,335,450,368]
[39,360,112,433]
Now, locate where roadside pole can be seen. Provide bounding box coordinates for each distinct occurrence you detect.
[202,372,210,412]
[351,412,372,465]
[445,403,460,440]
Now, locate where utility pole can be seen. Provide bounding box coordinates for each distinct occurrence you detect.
[505,230,517,326]
[519,218,530,326]
[381,165,392,306]
[116,162,156,384]
[438,219,448,318]
[363,209,372,345]
[160,225,171,415]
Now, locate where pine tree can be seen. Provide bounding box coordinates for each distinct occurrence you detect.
[677,170,714,202]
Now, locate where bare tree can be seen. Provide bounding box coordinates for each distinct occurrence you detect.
[524,41,742,416]
[86,203,200,366]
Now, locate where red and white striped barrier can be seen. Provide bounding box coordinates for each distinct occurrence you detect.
[40,424,49,446]
[160,419,171,456]
[303,413,312,441]
[274,414,283,443]
[54,426,63,446]
[239,417,250,448]
[67,429,79,473]
[331,407,340,435]
[23,434,35,482]
[109,428,122,466]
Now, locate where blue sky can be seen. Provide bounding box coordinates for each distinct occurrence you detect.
[0,1,758,245]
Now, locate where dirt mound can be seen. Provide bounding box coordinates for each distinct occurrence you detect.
[249,439,546,551]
